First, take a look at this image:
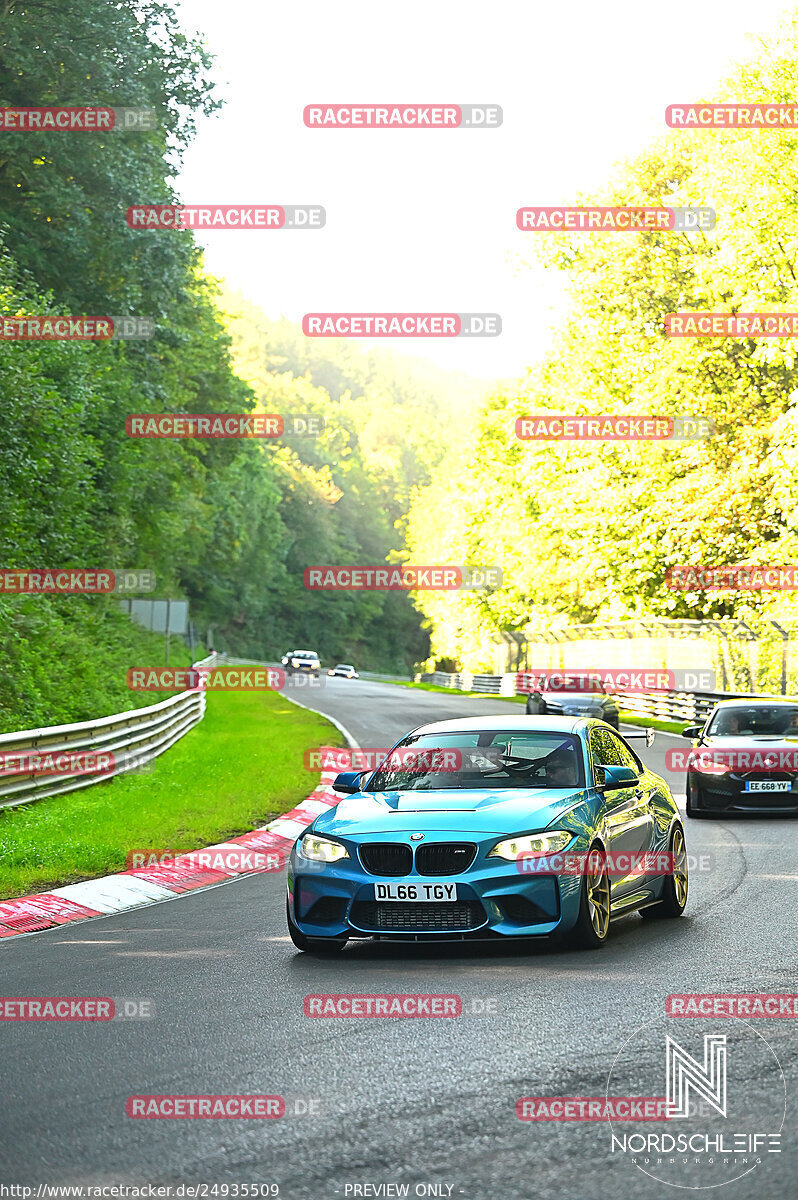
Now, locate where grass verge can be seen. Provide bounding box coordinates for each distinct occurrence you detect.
[619,711,685,735]
[386,679,527,702]
[0,682,344,900]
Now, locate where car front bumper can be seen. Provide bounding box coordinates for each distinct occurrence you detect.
[689,770,798,813]
[287,837,586,940]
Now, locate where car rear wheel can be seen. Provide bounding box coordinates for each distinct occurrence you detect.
[286,900,348,954]
[570,843,611,949]
[640,824,688,919]
[686,775,709,818]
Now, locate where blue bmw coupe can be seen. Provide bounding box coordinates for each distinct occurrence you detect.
[286,716,687,953]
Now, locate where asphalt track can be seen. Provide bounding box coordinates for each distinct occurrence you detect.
[2,678,797,1199]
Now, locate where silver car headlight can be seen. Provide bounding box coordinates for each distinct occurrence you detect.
[487,830,573,861]
[297,833,349,863]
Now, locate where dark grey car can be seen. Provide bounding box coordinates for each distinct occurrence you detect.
[525,683,620,730]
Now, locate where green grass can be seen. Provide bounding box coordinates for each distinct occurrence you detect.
[0,682,344,900]
[387,679,527,702]
[619,711,685,735]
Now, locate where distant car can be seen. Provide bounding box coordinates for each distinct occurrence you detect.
[281,649,321,677]
[525,680,620,730]
[286,715,684,954]
[328,664,359,678]
[683,698,798,818]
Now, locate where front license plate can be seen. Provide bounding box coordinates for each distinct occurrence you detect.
[374,881,457,902]
[744,780,792,792]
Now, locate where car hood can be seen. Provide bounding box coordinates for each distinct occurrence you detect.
[703,734,798,749]
[314,787,590,837]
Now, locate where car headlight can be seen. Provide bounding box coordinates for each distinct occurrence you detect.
[297,833,349,862]
[487,830,573,861]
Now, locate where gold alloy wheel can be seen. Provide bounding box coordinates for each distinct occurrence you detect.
[671,826,688,907]
[586,850,611,939]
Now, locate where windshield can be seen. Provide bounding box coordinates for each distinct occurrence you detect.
[707,706,798,736]
[365,730,585,791]
[293,650,319,658]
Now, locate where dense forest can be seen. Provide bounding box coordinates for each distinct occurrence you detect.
[0,0,484,729]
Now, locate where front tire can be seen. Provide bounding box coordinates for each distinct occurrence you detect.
[640,825,688,920]
[569,843,611,948]
[287,899,348,954]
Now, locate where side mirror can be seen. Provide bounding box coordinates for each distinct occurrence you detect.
[332,770,363,794]
[682,725,702,739]
[598,765,639,791]
[645,729,656,747]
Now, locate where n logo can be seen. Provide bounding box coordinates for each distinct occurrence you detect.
[666,1034,727,1118]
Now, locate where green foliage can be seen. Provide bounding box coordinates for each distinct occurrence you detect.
[407,13,798,664]
[0,0,478,728]
[0,595,196,734]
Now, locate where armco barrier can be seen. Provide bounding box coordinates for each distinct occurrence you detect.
[420,670,795,724]
[0,652,220,811]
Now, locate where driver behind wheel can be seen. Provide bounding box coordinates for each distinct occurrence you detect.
[545,748,579,787]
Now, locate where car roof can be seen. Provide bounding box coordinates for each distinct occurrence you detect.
[408,715,587,736]
[712,698,798,708]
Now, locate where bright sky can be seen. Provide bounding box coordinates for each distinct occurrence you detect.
[175,0,794,380]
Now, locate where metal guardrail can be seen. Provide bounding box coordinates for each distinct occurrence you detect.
[0,652,219,811]
[613,688,796,724]
[419,670,797,726]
